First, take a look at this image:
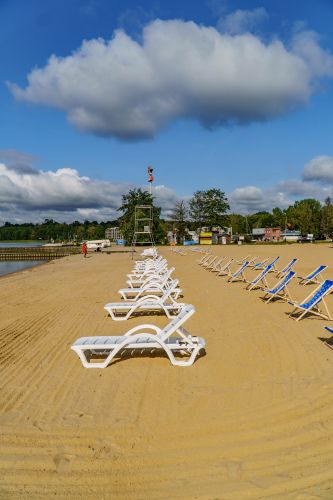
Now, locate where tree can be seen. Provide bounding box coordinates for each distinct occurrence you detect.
[321,197,333,238]
[189,189,229,230]
[285,199,322,235]
[170,200,188,243]
[117,188,163,244]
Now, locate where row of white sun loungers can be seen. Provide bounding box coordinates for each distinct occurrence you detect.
[197,252,333,322]
[71,248,206,368]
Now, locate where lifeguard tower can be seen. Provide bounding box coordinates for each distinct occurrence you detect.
[130,166,156,256]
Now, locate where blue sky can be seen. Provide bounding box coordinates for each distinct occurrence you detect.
[1,0,333,222]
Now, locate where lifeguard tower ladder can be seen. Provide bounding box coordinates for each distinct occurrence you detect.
[131,205,155,256]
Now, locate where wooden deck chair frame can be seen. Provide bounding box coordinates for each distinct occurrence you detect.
[200,255,216,268]
[198,252,211,265]
[71,304,205,368]
[288,279,333,321]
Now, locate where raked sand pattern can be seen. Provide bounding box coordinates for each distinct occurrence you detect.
[1,244,333,498]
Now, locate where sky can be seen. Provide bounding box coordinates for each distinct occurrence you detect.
[1,0,333,223]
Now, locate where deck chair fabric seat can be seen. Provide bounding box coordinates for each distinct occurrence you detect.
[288,279,333,321]
[71,304,205,368]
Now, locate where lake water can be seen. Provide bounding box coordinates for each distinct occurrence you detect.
[0,242,46,278]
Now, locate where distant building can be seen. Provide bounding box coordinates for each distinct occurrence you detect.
[252,228,265,241]
[264,227,281,241]
[280,230,301,242]
[105,227,123,242]
[252,227,281,242]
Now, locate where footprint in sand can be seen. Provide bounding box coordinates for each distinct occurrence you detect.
[225,460,243,480]
[53,453,76,473]
[62,412,93,424]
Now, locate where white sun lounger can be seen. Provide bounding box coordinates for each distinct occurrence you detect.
[119,279,182,301]
[71,304,205,368]
[105,293,185,320]
[126,267,175,288]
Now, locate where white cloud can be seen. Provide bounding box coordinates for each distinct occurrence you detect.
[303,156,333,183]
[0,161,180,223]
[218,7,268,35]
[8,19,333,140]
[229,156,333,213]
[229,185,291,213]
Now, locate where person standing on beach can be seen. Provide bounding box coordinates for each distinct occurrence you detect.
[82,241,87,258]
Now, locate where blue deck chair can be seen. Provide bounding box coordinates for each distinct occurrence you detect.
[251,257,269,270]
[236,254,251,264]
[277,258,297,277]
[288,279,333,321]
[323,326,333,349]
[298,265,327,285]
[246,263,273,291]
[210,256,225,272]
[203,255,218,269]
[267,256,280,272]
[228,261,250,283]
[262,270,296,303]
[217,258,234,276]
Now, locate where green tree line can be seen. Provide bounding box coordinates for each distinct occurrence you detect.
[1,192,333,243]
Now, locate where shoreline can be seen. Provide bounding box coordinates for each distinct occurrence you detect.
[1,246,333,498]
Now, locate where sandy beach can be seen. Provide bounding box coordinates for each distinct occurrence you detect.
[1,243,333,499]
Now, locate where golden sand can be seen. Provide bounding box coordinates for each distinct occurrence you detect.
[1,244,333,498]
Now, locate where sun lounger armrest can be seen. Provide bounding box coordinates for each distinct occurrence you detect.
[124,324,162,336]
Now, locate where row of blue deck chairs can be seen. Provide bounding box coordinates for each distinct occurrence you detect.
[196,251,333,322]
[70,248,206,368]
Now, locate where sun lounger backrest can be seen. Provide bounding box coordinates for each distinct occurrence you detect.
[269,270,295,294]
[299,279,333,309]
[159,304,195,341]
